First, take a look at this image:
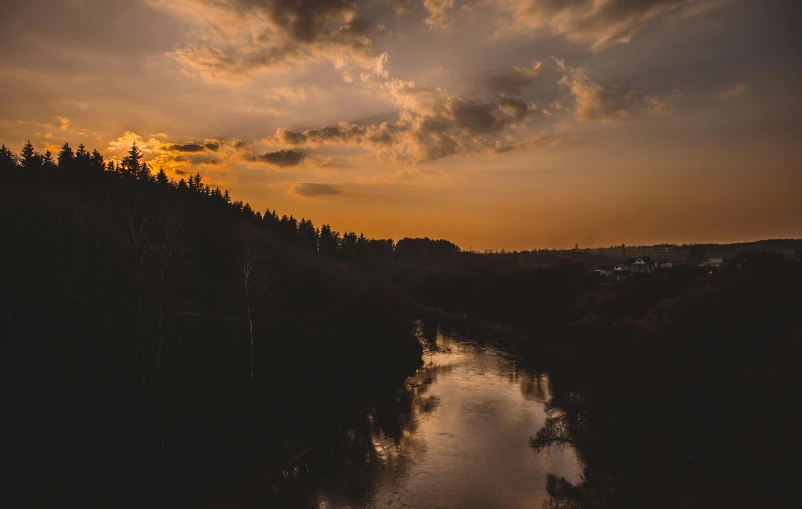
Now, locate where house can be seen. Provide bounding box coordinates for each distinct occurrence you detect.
[627,256,655,274]
[595,265,615,276]
[614,263,631,273]
[704,257,724,267]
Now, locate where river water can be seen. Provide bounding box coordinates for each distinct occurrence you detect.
[245,324,582,508]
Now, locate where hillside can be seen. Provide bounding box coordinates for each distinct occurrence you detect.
[1,141,422,506]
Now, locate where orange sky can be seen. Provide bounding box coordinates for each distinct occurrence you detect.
[2,0,801,249]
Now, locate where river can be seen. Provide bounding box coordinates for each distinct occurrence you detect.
[243,322,582,508]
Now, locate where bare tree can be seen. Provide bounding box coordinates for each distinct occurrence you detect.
[239,247,275,381]
[149,214,185,378]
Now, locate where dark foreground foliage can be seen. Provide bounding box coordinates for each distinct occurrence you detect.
[531,258,802,508]
[0,141,422,507]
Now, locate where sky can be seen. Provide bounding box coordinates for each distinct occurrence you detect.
[1,0,801,250]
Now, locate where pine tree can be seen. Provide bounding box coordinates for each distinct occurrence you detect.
[136,161,152,181]
[57,142,75,170]
[0,143,18,170]
[121,143,143,177]
[75,144,90,170]
[90,149,104,172]
[20,140,40,169]
[42,150,56,169]
[156,168,169,186]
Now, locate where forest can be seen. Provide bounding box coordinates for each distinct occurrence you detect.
[3,138,801,507]
[0,140,423,506]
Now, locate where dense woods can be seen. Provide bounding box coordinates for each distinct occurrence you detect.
[1,140,422,506]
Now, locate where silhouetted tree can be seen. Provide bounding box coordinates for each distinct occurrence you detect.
[89,149,104,172]
[75,143,90,169]
[156,168,169,186]
[0,143,17,171]
[319,224,340,258]
[42,150,56,169]
[57,142,74,170]
[298,218,318,252]
[19,140,41,169]
[121,142,147,179]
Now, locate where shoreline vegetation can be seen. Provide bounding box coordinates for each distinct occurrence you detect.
[3,139,801,507]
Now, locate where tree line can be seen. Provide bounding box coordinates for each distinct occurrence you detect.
[1,139,460,266]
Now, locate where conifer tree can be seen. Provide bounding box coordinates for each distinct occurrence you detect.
[57,142,74,169]
[75,143,90,170]
[121,143,143,178]
[20,140,41,169]
[156,168,169,186]
[90,149,104,172]
[0,144,18,171]
[42,150,56,169]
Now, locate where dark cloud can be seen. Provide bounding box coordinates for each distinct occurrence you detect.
[275,122,396,147]
[255,0,365,45]
[253,149,306,167]
[233,140,249,150]
[168,142,205,153]
[205,141,220,151]
[450,99,504,133]
[498,96,533,122]
[479,62,545,95]
[292,182,344,197]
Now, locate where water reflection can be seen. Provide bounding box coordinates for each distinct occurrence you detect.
[243,323,581,509]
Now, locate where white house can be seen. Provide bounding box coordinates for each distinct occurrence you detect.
[627,257,655,274]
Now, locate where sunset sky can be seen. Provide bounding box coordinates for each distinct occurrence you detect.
[2,0,801,249]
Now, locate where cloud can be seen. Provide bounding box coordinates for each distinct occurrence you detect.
[493,0,724,51]
[292,182,344,197]
[717,83,749,100]
[479,61,546,95]
[167,142,205,153]
[424,0,454,30]
[57,116,70,131]
[555,58,669,122]
[165,140,221,153]
[252,149,306,167]
[273,121,396,147]
[391,0,414,15]
[498,96,535,122]
[150,0,384,82]
[267,78,541,164]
